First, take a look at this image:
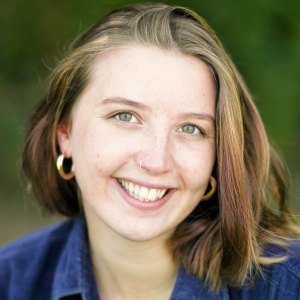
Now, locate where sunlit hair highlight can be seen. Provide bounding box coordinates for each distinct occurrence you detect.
[22,3,300,292]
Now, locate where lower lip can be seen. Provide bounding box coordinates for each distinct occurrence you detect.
[113,178,175,211]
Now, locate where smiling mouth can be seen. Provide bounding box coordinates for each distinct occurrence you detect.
[117,179,169,202]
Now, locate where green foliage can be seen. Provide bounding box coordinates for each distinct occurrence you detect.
[0,0,299,243]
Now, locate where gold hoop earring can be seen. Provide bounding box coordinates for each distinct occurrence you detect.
[201,176,216,200]
[56,154,75,180]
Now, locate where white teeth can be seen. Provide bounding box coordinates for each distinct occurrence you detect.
[118,179,168,202]
[129,182,134,196]
[148,189,157,201]
[139,187,148,201]
[159,189,165,198]
[134,185,140,198]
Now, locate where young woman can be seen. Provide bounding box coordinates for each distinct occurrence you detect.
[1,3,299,299]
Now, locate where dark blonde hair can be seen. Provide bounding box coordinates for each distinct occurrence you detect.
[22,3,300,292]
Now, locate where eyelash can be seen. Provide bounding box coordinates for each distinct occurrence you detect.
[111,111,140,123]
[110,112,206,136]
[178,123,206,136]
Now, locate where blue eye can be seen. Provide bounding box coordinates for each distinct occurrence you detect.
[182,125,197,134]
[118,112,132,122]
[114,112,139,123]
[178,124,204,135]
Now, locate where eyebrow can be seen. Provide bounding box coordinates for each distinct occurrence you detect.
[97,97,151,111]
[98,96,215,123]
[182,112,215,124]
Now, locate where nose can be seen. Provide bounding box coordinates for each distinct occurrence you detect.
[138,130,174,175]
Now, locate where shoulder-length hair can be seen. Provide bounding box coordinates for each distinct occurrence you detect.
[22,3,300,292]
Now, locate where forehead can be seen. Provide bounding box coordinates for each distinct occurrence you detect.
[83,45,216,112]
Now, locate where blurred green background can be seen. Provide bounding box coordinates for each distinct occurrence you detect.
[1,0,299,246]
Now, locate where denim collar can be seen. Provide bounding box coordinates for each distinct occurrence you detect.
[171,267,229,300]
[51,218,228,300]
[52,218,99,300]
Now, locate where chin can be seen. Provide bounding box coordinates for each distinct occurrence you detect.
[114,225,173,243]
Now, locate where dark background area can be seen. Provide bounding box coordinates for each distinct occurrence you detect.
[1,0,299,245]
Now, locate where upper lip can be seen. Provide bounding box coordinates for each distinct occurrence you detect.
[115,177,175,190]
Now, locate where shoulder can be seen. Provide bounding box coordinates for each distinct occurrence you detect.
[266,240,300,278]
[0,219,77,263]
[229,240,300,299]
[264,240,300,296]
[0,218,83,300]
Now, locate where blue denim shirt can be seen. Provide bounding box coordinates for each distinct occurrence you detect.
[0,218,300,299]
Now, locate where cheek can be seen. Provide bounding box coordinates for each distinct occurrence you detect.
[70,120,136,176]
[177,142,216,191]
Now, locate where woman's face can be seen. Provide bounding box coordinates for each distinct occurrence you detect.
[58,46,216,242]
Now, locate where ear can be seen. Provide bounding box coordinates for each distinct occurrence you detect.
[56,120,72,158]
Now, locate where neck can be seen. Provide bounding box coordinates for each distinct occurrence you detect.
[86,218,178,300]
